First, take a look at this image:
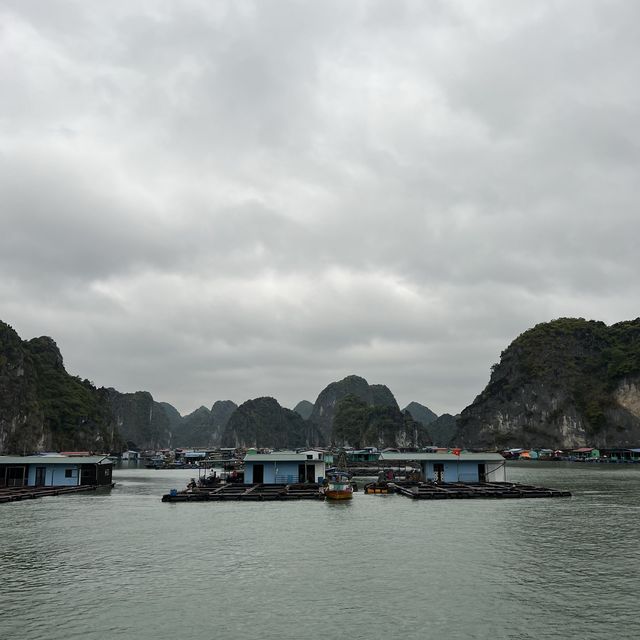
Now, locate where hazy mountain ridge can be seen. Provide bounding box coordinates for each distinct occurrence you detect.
[293,400,314,420]
[220,397,324,449]
[308,375,399,443]
[428,414,459,447]
[171,400,238,447]
[403,401,438,426]
[6,317,640,453]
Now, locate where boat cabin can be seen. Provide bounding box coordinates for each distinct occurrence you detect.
[379,452,506,483]
[243,452,326,484]
[0,455,114,488]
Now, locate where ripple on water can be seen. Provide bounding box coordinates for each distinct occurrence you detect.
[2,465,640,639]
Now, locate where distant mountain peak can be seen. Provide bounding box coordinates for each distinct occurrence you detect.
[403,401,438,426]
[293,400,314,420]
[309,374,400,442]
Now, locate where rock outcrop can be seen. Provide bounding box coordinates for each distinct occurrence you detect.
[403,402,438,426]
[293,400,314,420]
[158,401,183,433]
[331,393,431,448]
[308,375,399,442]
[0,321,123,454]
[428,414,459,447]
[172,400,238,447]
[221,397,324,449]
[105,389,173,450]
[456,318,640,449]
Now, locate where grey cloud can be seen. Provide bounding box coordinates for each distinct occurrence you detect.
[3,0,640,416]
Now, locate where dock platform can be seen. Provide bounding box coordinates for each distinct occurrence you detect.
[0,484,114,504]
[391,481,571,499]
[162,483,323,502]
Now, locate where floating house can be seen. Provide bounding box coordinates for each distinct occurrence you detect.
[0,455,114,488]
[296,448,334,466]
[347,448,380,463]
[571,447,600,461]
[379,452,507,483]
[600,448,640,462]
[243,451,326,484]
[121,450,140,462]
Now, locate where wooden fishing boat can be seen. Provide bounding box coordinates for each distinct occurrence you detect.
[321,471,353,500]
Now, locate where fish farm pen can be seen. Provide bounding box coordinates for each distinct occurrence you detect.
[162,483,324,502]
[391,481,571,499]
[161,481,571,502]
[0,484,114,504]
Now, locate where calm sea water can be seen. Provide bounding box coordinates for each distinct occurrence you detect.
[1,462,639,640]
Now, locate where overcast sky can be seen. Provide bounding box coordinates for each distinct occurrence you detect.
[2,1,640,416]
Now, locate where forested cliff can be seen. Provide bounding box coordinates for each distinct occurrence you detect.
[6,317,640,453]
[0,321,122,454]
[456,318,640,449]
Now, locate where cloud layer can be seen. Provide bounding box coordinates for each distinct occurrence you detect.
[2,1,640,414]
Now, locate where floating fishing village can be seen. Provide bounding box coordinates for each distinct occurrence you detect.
[0,445,583,504]
[5,444,640,505]
[158,447,575,502]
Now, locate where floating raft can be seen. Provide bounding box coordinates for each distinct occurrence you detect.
[162,483,323,502]
[0,484,113,504]
[391,481,571,500]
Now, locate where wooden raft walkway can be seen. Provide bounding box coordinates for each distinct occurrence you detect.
[162,483,323,502]
[0,484,111,504]
[392,481,571,500]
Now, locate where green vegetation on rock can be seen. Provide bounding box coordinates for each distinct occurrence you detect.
[332,394,431,448]
[0,321,123,454]
[458,317,640,449]
[309,375,399,442]
[221,397,324,449]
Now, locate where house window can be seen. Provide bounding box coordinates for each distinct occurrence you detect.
[65,469,73,478]
[307,455,313,460]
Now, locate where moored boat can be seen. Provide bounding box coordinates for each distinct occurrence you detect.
[321,471,353,500]
[364,481,390,494]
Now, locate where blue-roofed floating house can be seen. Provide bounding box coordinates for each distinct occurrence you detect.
[243,451,326,484]
[599,448,640,462]
[379,452,507,483]
[0,455,114,488]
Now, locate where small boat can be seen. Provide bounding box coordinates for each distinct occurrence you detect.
[321,471,353,500]
[364,481,390,494]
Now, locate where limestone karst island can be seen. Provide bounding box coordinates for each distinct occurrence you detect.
[2,316,640,503]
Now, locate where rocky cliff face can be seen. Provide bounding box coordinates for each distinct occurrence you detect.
[221,397,324,449]
[456,318,640,449]
[331,393,431,448]
[309,375,399,442]
[428,414,459,447]
[0,321,122,454]
[158,401,183,432]
[105,389,173,450]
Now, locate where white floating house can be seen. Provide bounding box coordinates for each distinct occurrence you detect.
[379,452,506,483]
[243,451,326,484]
[0,455,114,488]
